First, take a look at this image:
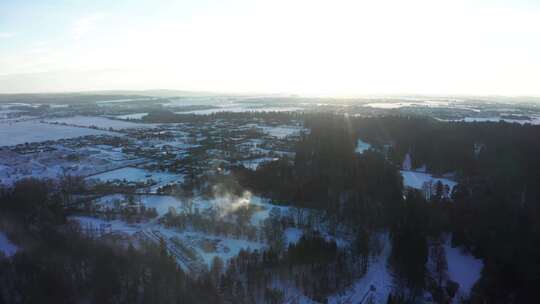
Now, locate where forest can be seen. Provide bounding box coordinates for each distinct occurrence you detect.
[233,114,540,303]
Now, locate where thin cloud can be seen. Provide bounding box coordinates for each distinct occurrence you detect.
[0,32,16,39]
[71,14,103,39]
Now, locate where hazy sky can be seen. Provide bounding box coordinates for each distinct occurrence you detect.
[1,0,539,96]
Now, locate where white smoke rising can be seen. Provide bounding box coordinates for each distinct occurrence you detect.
[210,185,253,218]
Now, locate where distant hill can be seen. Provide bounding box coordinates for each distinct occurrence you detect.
[0,92,151,104]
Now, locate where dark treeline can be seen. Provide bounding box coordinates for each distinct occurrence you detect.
[235,114,404,230]
[354,116,540,180]
[214,233,360,304]
[0,179,222,304]
[350,116,540,302]
[142,110,303,124]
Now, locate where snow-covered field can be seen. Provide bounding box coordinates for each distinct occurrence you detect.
[436,116,540,125]
[169,230,264,265]
[72,215,141,235]
[0,109,23,119]
[0,232,19,257]
[0,144,145,186]
[115,113,148,120]
[0,120,118,146]
[444,241,483,300]
[261,125,304,138]
[88,167,156,182]
[461,116,540,125]
[96,98,158,105]
[400,170,457,192]
[97,194,185,216]
[364,100,451,109]
[45,116,155,130]
[95,192,284,221]
[86,167,183,191]
[175,103,302,115]
[70,213,265,268]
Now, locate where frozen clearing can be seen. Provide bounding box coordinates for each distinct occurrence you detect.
[45,116,155,130]
[0,232,18,257]
[355,138,371,154]
[400,170,457,192]
[445,242,483,299]
[0,120,118,146]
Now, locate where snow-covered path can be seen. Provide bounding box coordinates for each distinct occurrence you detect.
[329,233,393,304]
[444,241,483,301]
[0,232,19,257]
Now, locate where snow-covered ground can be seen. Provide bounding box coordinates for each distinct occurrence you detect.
[45,116,155,130]
[240,157,279,170]
[329,233,393,304]
[444,241,483,300]
[436,116,540,125]
[70,214,265,267]
[461,116,540,125]
[72,216,141,235]
[115,113,148,120]
[355,138,371,154]
[176,104,302,115]
[284,228,303,245]
[400,170,457,193]
[95,192,293,226]
[0,144,145,186]
[174,231,264,265]
[86,167,183,192]
[0,103,34,109]
[0,232,19,257]
[260,125,304,138]
[97,194,185,216]
[96,98,158,105]
[0,120,119,146]
[87,167,178,183]
[0,109,23,119]
[364,100,451,109]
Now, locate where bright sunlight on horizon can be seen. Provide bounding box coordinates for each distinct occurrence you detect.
[1,0,539,96]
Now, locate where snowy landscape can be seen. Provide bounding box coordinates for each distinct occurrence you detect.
[1,92,538,303]
[2,0,539,301]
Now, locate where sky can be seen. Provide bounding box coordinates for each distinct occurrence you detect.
[1,0,539,96]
